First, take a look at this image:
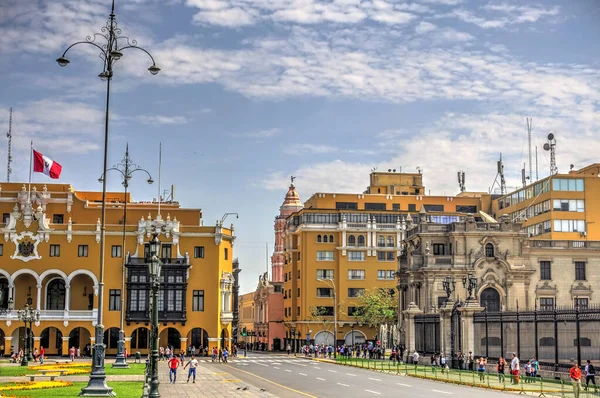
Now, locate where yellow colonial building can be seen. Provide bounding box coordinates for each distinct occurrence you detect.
[0,182,234,357]
[282,171,496,348]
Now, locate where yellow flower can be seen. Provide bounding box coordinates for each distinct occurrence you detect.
[0,381,73,391]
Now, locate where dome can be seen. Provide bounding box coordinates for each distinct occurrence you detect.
[280,183,303,215]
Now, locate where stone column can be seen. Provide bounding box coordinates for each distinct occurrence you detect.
[33,336,41,351]
[36,284,42,311]
[180,337,188,354]
[459,300,484,358]
[62,337,70,358]
[4,336,13,354]
[65,286,70,311]
[439,300,454,357]
[402,302,423,361]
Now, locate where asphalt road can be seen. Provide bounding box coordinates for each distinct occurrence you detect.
[211,352,518,398]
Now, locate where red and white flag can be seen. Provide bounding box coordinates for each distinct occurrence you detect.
[33,149,62,179]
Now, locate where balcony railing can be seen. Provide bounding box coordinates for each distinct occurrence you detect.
[221,311,234,324]
[127,257,189,265]
[0,309,96,322]
[531,240,600,249]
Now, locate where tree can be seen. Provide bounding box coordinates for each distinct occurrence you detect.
[353,288,398,338]
[309,305,335,345]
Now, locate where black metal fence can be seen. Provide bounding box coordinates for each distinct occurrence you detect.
[415,314,440,354]
[473,304,600,370]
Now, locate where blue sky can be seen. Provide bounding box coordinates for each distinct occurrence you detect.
[1,0,599,294]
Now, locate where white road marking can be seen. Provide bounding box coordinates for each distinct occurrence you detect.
[337,383,350,387]
[314,367,321,369]
[365,390,381,395]
[396,383,411,387]
[316,377,326,381]
[368,377,381,381]
[328,369,338,373]
[273,367,279,369]
[346,373,357,376]
[299,373,307,376]
[257,363,268,367]
[432,390,452,395]
[285,369,292,372]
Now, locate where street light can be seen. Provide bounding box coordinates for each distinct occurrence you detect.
[100,144,153,369]
[147,232,162,398]
[462,274,478,301]
[17,304,40,366]
[56,1,159,394]
[317,278,337,358]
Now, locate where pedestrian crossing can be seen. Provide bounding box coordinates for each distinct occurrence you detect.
[198,355,310,365]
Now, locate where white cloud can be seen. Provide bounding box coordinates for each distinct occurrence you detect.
[285,144,339,155]
[193,7,257,27]
[449,4,560,29]
[230,128,281,139]
[138,115,190,125]
[415,21,437,34]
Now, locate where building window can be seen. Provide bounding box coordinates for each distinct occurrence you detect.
[408,204,416,212]
[357,235,365,246]
[194,246,205,258]
[78,245,88,257]
[433,244,445,255]
[284,273,288,282]
[323,235,329,243]
[575,297,589,309]
[553,220,586,232]
[456,205,477,213]
[317,269,334,279]
[552,178,584,192]
[193,290,204,311]
[485,243,494,258]
[392,204,400,211]
[348,288,365,298]
[109,289,121,311]
[317,251,334,261]
[317,288,333,298]
[297,307,300,316]
[539,297,554,311]
[364,203,386,211]
[377,236,385,247]
[335,202,358,210]
[540,261,551,280]
[347,235,356,246]
[386,236,395,247]
[575,261,586,281]
[297,288,300,297]
[377,251,395,261]
[52,214,64,224]
[423,204,444,212]
[553,199,585,212]
[297,270,300,279]
[348,306,364,317]
[377,270,395,280]
[2,213,10,225]
[317,235,322,243]
[329,235,334,243]
[224,247,228,260]
[298,252,301,261]
[161,244,172,259]
[49,244,60,257]
[348,270,365,280]
[0,244,3,256]
[348,251,365,261]
[111,245,122,258]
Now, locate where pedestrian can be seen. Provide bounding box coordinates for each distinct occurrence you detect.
[286,343,291,356]
[585,359,596,391]
[218,348,223,362]
[33,348,39,362]
[168,355,180,383]
[457,351,464,370]
[531,357,539,378]
[212,347,217,362]
[39,346,45,365]
[510,353,520,384]
[223,348,229,363]
[70,346,76,361]
[496,356,506,383]
[412,350,419,365]
[477,357,487,382]
[165,346,171,359]
[159,346,164,361]
[124,347,128,360]
[77,347,81,358]
[431,353,437,367]
[440,353,446,372]
[467,351,474,372]
[524,360,532,383]
[184,354,199,383]
[570,361,582,398]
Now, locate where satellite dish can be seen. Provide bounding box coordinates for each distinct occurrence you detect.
[543,143,550,151]
[548,133,554,141]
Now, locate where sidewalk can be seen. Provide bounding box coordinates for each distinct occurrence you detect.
[157,360,276,398]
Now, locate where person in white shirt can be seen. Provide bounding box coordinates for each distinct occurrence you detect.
[413,350,419,365]
[511,353,520,384]
[184,355,199,383]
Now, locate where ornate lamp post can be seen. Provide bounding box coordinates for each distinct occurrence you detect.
[17,304,40,366]
[462,274,478,300]
[56,1,159,394]
[99,145,153,368]
[147,232,162,398]
[442,276,456,303]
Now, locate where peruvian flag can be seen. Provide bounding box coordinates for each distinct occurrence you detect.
[33,149,62,179]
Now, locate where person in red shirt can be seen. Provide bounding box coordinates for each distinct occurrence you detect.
[39,346,45,365]
[168,355,180,383]
[571,362,582,398]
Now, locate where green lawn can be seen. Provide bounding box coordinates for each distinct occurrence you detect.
[0,362,145,377]
[2,381,143,397]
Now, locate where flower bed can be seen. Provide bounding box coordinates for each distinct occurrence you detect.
[0,381,73,391]
[28,363,91,375]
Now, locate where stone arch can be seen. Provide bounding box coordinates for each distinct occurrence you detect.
[44,277,66,310]
[131,327,150,350]
[11,269,39,283]
[40,326,64,355]
[103,327,121,354]
[67,270,99,294]
[477,281,507,304]
[11,326,35,353]
[68,327,91,353]
[187,328,209,352]
[39,269,68,285]
[314,330,334,346]
[479,287,501,312]
[0,269,13,286]
[344,330,366,346]
[159,327,181,350]
[11,269,39,309]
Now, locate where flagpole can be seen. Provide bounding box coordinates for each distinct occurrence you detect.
[157,142,162,217]
[28,141,33,203]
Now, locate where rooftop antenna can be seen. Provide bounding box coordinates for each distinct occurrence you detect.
[6,108,12,182]
[527,117,533,182]
[535,145,539,181]
[457,170,466,192]
[416,166,423,175]
[489,153,507,195]
[543,133,558,175]
[521,163,527,188]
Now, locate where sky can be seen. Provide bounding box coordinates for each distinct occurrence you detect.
[1,0,599,295]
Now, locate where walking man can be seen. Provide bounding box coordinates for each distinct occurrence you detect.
[585,360,596,391]
[571,361,582,398]
[286,343,291,356]
[168,354,180,383]
[510,353,520,384]
[184,354,199,383]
